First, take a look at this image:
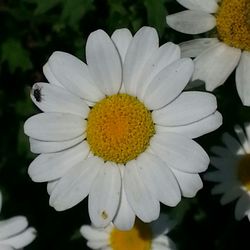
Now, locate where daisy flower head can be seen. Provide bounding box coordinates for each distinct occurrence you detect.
[24,26,222,230]
[205,123,250,221]
[80,214,176,250]
[0,192,36,249]
[166,0,250,106]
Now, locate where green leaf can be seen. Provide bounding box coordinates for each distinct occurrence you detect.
[60,0,94,29]
[144,0,167,37]
[32,0,61,15]
[1,39,32,73]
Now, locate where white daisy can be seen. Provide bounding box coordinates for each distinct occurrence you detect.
[204,123,250,221]
[80,214,176,250]
[24,26,222,230]
[0,192,36,249]
[166,0,250,106]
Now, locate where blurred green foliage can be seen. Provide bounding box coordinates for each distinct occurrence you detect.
[0,0,249,249]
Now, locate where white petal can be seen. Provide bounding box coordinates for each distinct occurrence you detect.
[176,0,218,13]
[166,10,216,34]
[31,82,89,117]
[171,169,203,197]
[87,240,109,249]
[234,125,250,153]
[137,42,181,100]
[124,160,160,222]
[220,187,242,205]
[24,113,85,141]
[150,132,209,173]
[152,237,176,250]
[28,141,89,182]
[0,216,28,240]
[123,26,159,96]
[47,180,59,195]
[49,157,102,211]
[193,42,241,91]
[143,58,194,110]
[0,227,36,249]
[113,166,135,230]
[29,135,84,154]
[43,62,64,87]
[180,38,219,58]
[111,28,133,63]
[236,52,250,106]
[235,194,250,220]
[0,245,14,250]
[245,123,250,143]
[48,51,104,102]
[222,133,242,154]
[86,29,122,95]
[156,111,222,138]
[89,162,121,227]
[136,152,181,206]
[153,91,217,126]
[80,225,109,242]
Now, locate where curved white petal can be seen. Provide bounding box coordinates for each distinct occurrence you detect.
[28,141,89,182]
[220,187,242,205]
[153,91,217,126]
[143,58,194,110]
[29,134,84,154]
[0,216,28,240]
[111,28,133,63]
[113,166,135,230]
[0,245,14,250]
[180,38,219,58]
[176,0,218,13]
[86,29,122,95]
[235,194,250,220]
[43,62,64,87]
[80,225,109,242]
[166,10,216,34]
[137,42,181,100]
[193,42,241,91]
[171,169,203,197]
[236,52,250,106]
[24,113,85,141]
[48,51,104,102]
[123,26,159,96]
[150,132,209,173]
[124,160,160,222]
[0,227,36,249]
[49,157,102,211]
[156,111,222,139]
[87,240,109,249]
[89,162,121,227]
[31,82,89,117]
[47,179,59,195]
[234,125,250,153]
[136,152,181,206]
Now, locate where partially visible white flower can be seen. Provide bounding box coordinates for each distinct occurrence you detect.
[0,192,36,249]
[204,123,250,221]
[80,214,176,250]
[166,0,250,106]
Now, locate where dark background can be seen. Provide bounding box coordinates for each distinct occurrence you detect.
[0,0,249,249]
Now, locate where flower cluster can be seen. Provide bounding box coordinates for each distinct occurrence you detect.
[1,0,249,249]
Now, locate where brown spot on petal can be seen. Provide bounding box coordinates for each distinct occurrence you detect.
[101,210,108,220]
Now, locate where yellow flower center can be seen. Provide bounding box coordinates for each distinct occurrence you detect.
[216,0,250,51]
[86,94,155,164]
[237,154,250,190]
[110,219,152,250]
